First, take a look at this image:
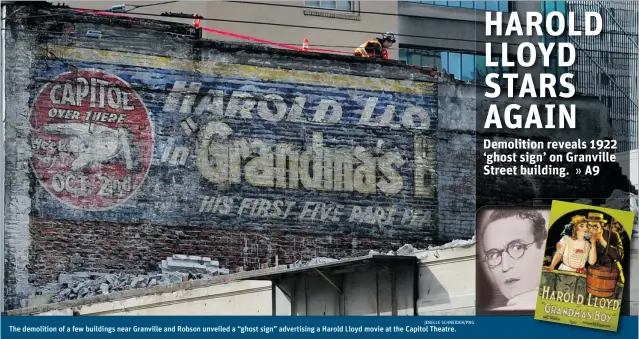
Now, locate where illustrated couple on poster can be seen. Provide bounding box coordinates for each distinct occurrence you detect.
[543,212,624,276]
[479,208,627,312]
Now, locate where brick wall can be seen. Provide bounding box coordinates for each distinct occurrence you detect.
[28,217,402,286]
[3,6,438,309]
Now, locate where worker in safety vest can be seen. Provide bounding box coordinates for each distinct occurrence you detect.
[354,32,396,60]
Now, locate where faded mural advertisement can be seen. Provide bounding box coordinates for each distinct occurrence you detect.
[29,47,438,235]
[30,70,154,211]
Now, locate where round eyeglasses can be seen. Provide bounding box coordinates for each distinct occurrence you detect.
[484,240,536,267]
[587,223,602,231]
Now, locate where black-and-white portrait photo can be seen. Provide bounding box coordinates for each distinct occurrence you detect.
[476,208,550,314]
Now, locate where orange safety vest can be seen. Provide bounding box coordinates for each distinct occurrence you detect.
[354,40,382,58]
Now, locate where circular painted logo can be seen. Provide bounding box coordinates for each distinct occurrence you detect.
[29,70,153,211]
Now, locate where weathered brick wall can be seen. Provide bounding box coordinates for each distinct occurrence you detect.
[4,6,438,309]
[436,84,477,239]
[28,218,406,286]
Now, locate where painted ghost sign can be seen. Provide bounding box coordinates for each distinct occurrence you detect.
[29,70,153,211]
[32,46,438,235]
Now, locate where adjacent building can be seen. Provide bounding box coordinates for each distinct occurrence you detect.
[399,1,638,153]
[61,0,399,57]
[543,0,638,152]
[397,1,534,85]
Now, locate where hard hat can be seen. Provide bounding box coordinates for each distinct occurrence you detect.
[381,32,396,43]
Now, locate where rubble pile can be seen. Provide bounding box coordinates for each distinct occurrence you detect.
[40,255,230,304]
[427,236,476,250]
[160,254,230,275]
[291,257,338,268]
[368,236,477,257]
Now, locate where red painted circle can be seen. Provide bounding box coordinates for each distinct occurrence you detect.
[29,70,153,211]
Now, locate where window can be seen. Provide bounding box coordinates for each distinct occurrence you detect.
[305,1,354,11]
[603,95,613,108]
[399,49,442,69]
[399,48,512,83]
[540,1,568,79]
[405,1,509,12]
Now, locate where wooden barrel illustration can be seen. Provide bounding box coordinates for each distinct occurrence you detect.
[586,266,618,298]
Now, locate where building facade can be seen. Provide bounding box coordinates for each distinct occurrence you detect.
[542,0,639,152]
[398,1,513,83]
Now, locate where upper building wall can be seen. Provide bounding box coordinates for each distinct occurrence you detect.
[62,1,400,57]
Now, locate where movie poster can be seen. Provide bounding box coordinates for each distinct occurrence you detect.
[534,201,634,332]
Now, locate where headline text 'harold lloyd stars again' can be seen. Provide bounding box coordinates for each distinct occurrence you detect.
[482,10,603,130]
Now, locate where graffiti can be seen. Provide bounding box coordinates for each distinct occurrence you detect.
[30,50,437,232]
[29,70,153,211]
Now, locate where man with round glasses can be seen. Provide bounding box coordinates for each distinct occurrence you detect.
[480,209,548,311]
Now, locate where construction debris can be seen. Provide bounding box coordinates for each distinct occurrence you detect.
[603,189,634,210]
[573,198,593,205]
[292,257,338,268]
[396,244,417,256]
[160,254,229,275]
[427,235,476,250]
[369,237,476,257]
[34,255,230,305]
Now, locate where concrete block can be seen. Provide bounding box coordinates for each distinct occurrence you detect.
[166,257,183,266]
[188,255,202,261]
[58,274,75,284]
[27,294,52,307]
[100,283,109,295]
